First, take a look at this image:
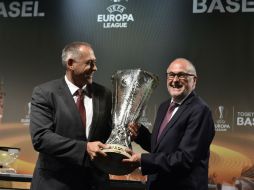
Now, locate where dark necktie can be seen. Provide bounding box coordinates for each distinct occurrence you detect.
[157,102,179,140]
[76,89,86,128]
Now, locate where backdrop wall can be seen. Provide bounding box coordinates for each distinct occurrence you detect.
[0,0,254,188]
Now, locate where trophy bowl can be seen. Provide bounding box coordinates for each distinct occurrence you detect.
[93,69,159,175]
[0,147,20,174]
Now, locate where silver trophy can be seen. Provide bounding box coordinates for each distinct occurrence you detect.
[93,69,159,175]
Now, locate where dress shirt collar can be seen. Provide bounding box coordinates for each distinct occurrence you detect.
[172,91,192,105]
[64,75,86,96]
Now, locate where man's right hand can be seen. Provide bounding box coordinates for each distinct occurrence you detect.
[87,141,110,160]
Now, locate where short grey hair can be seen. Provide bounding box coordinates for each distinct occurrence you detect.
[61,42,92,68]
[172,58,197,76]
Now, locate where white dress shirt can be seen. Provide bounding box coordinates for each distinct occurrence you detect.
[171,92,192,118]
[65,75,93,139]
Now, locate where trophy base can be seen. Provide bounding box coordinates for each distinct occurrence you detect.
[0,167,16,174]
[93,144,136,175]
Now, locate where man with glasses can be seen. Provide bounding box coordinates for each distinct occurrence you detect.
[29,42,112,190]
[126,58,215,190]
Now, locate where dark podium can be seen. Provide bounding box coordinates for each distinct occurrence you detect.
[0,173,146,190]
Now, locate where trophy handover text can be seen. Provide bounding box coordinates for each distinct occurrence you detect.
[93,69,159,175]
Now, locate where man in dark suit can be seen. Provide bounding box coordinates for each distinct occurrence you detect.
[29,42,112,190]
[126,58,215,190]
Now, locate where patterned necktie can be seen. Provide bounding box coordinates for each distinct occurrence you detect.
[157,102,179,140]
[76,89,86,128]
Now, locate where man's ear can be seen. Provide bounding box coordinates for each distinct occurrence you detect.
[192,76,197,89]
[67,59,74,70]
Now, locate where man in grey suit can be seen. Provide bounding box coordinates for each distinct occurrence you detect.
[29,42,112,190]
[126,58,215,190]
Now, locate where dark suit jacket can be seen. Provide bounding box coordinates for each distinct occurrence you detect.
[135,92,215,190]
[29,78,112,190]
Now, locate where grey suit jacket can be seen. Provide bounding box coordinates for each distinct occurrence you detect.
[29,78,112,190]
[135,92,215,190]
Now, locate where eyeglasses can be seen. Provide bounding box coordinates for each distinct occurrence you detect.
[166,72,196,80]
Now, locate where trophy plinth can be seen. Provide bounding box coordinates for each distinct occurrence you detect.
[0,147,20,174]
[93,69,158,175]
[94,144,136,175]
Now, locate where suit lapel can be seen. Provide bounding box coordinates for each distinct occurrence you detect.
[58,78,77,114]
[153,92,195,151]
[88,84,99,141]
[154,105,186,150]
[151,100,170,149]
[57,78,86,132]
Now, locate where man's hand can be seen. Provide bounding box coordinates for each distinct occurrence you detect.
[122,148,141,169]
[128,122,141,141]
[87,141,110,160]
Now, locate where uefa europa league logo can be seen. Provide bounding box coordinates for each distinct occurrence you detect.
[218,105,224,119]
[20,102,31,125]
[214,105,231,132]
